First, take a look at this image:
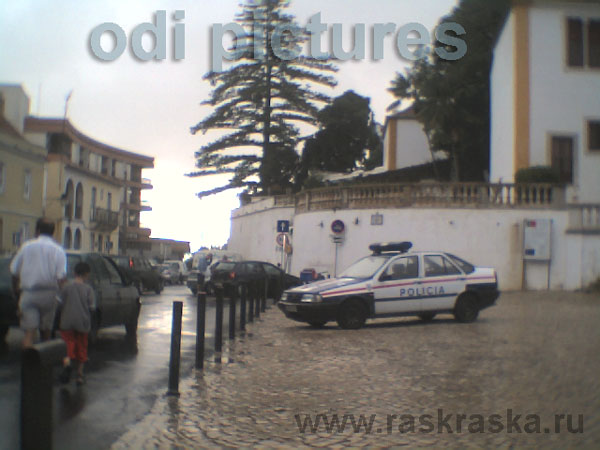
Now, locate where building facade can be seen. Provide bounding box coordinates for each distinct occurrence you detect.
[490,0,600,203]
[0,83,154,255]
[0,87,46,254]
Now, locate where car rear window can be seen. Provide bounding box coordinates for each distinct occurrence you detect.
[445,253,475,274]
[215,262,236,272]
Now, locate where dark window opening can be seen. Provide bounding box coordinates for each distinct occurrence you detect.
[589,121,600,151]
[551,136,574,184]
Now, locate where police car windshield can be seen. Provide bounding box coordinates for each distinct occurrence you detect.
[339,255,390,279]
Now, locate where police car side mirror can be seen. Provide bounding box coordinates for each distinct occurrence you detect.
[379,274,391,282]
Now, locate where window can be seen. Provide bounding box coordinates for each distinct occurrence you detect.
[75,183,83,219]
[64,180,74,218]
[107,192,112,211]
[551,136,574,183]
[424,255,461,277]
[102,258,123,285]
[74,229,82,250]
[0,161,5,194]
[21,222,30,241]
[588,121,600,151]
[98,234,103,253]
[23,169,32,200]
[90,232,95,251]
[64,227,72,249]
[567,18,600,68]
[381,256,419,281]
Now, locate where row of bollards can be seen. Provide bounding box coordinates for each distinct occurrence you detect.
[167,278,272,396]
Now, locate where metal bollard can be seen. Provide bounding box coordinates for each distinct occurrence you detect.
[196,292,206,369]
[215,287,224,356]
[261,278,267,312]
[255,280,261,319]
[229,286,237,340]
[264,277,270,309]
[240,284,247,331]
[248,283,254,323]
[21,339,66,450]
[167,301,183,396]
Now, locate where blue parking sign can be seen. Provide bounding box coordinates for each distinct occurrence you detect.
[277,220,290,233]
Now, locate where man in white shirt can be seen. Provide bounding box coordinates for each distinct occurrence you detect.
[10,218,67,348]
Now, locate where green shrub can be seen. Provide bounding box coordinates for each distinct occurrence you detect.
[515,166,560,183]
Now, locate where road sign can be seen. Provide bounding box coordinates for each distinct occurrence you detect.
[331,235,344,244]
[276,232,287,247]
[331,219,345,234]
[277,220,290,233]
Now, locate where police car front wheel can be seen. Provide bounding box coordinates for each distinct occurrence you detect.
[454,293,479,323]
[337,299,367,330]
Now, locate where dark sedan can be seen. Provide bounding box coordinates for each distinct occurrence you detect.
[0,257,18,350]
[64,253,141,341]
[210,260,301,300]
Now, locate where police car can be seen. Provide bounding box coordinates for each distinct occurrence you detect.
[278,242,499,329]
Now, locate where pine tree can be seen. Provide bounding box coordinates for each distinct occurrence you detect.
[188,0,337,197]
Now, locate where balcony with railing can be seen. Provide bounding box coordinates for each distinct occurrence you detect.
[89,207,119,232]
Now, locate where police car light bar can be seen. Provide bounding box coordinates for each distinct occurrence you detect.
[369,241,412,255]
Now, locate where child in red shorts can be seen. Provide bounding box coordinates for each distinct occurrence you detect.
[59,261,95,385]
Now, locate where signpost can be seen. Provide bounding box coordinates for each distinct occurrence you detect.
[277,220,290,233]
[330,220,345,276]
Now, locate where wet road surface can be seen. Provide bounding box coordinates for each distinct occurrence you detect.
[0,284,230,450]
[111,291,600,448]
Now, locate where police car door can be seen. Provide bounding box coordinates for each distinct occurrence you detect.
[421,254,464,312]
[373,255,421,315]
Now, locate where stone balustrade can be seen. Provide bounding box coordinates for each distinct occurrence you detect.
[568,204,600,233]
[294,182,566,213]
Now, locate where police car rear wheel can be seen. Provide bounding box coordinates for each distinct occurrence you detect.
[337,300,366,330]
[454,293,479,323]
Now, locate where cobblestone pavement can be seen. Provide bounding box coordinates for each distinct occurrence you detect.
[112,291,600,448]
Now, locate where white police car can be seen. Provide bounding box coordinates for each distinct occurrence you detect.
[278,242,499,329]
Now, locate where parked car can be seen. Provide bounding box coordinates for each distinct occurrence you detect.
[158,263,176,285]
[186,250,242,295]
[164,260,188,284]
[0,257,19,350]
[63,253,141,341]
[210,260,301,300]
[278,242,500,329]
[112,255,164,295]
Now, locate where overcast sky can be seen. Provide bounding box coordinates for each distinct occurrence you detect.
[0,0,458,253]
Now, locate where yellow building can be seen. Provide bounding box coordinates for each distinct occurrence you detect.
[0,89,46,254]
[0,83,154,256]
[24,117,154,255]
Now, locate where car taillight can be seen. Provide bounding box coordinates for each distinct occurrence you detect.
[229,271,236,280]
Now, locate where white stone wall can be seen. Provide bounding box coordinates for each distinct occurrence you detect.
[228,197,294,266]
[490,12,516,183]
[229,201,600,290]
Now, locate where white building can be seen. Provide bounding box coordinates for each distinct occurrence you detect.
[382,107,434,171]
[490,0,600,203]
